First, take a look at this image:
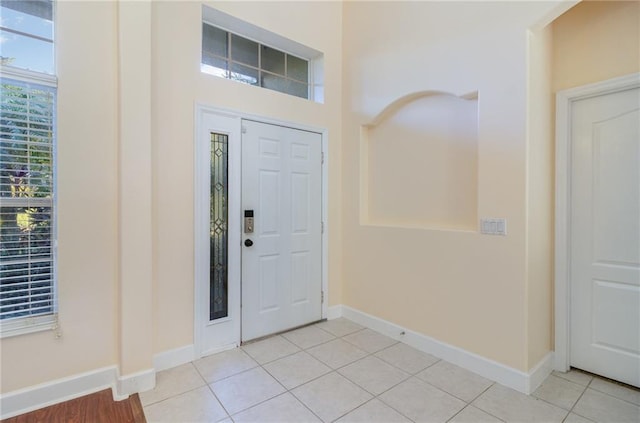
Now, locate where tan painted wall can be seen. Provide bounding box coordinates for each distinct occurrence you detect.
[341,1,569,372]
[552,0,640,92]
[7,0,637,397]
[526,25,554,369]
[1,1,119,392]
[1,0,343,394]
[545,0,640,358]
[151,0,344,354]
[366,95,479,230]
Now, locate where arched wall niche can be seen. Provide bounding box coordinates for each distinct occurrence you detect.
[360,91,479,230]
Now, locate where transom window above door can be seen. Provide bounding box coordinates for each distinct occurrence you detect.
[201,6,324,102]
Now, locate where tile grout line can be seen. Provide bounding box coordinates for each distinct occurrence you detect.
[530,375,584,419]
[267,323,412,421]
[141,383,207,409]
[231,322,473,422]
[151,320,638,423]
[295,324,460,422]
[562,376,594,423]
[224,323,368,421]
[244,322,371,422]
[191,358,236,420]
[587,385,640,407]
[140,362,209,408]
[554,370,640,407]
[469,384,509,423]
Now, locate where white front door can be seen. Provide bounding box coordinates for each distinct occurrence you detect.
[569,85,640,387]
[241,120,322,341]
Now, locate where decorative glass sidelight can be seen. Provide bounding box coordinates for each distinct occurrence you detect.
[210,133,229,320]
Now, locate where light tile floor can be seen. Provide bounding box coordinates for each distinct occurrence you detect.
[141,318,640,423]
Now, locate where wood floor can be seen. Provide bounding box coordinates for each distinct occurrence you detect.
[2,389,146,423]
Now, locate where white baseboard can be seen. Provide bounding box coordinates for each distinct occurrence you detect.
[0,366,118,420]
[528,352,553,393]
[0,343,200,419]
[340,305,552,394]
[0,311,554,419]
[327,304,343,320]
[153,344,195,372]
[114,368,156,400]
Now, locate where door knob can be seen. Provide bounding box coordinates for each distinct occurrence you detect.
[244,239,253,247]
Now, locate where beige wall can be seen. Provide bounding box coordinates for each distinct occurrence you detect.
[1,0,343,394]
[1,1,119,392]
[151,0,344,354]
[545,0,640,357]
[366,94,479,230]
[553,0,640,92]
[526,24,554,369]
[4,0,638,398]
[341,1,568,372]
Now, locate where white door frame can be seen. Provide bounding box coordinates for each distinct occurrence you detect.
[194,104,329,358]
[554,72,640,371]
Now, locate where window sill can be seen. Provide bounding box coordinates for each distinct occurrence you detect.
[0,314,58,339]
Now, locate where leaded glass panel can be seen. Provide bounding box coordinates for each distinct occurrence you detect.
[210,133,228,321]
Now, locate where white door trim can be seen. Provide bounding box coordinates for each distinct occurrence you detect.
[194,103,329,357]
[554,72,640,372]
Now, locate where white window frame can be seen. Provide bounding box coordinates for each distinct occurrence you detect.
[201,5,325,103]
[0,66,58,338]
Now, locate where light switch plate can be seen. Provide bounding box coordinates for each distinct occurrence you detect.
[480,218,507,235]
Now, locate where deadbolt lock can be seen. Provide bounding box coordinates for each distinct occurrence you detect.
[244,210,254,233]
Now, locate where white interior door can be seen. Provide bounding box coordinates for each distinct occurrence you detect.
[241,120,322,341]
[570,85,640,387]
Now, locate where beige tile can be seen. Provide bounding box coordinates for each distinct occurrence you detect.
[292,372,372,422]
[282,325,336,349]
[572,388,640,423]
[232,392,321,423]
[315,318,364,337]
[335,398,412,423]
[139,363,205,406]
[210,367,286,415]
[143,385,228,423]
[417,360,493,402]
[472,384,567,423]
[307,338,368,369]
[338,355,410,395]
[532,374,585,410]
[242,335,300,364]
[375,343,439,374]
[563,413,595,423]
[552,369,593,386]
[194,348,258,383]
[344,329,397,353]
[449,405,503,423]
[263,351,331,389]
[589,377,640,406]
[379,377,465,423]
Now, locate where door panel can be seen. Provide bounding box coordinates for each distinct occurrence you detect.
[570,86,640,387]
[242,120,322,341]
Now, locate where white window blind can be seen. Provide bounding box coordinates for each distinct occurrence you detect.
[0,76,56,335]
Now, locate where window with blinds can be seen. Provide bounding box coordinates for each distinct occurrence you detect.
[0,0,57,337]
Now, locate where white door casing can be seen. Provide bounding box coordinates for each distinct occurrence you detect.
[555,73,640,387]
[195,106,327,356]
[241,120,323,341]
[194,109,242,356]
